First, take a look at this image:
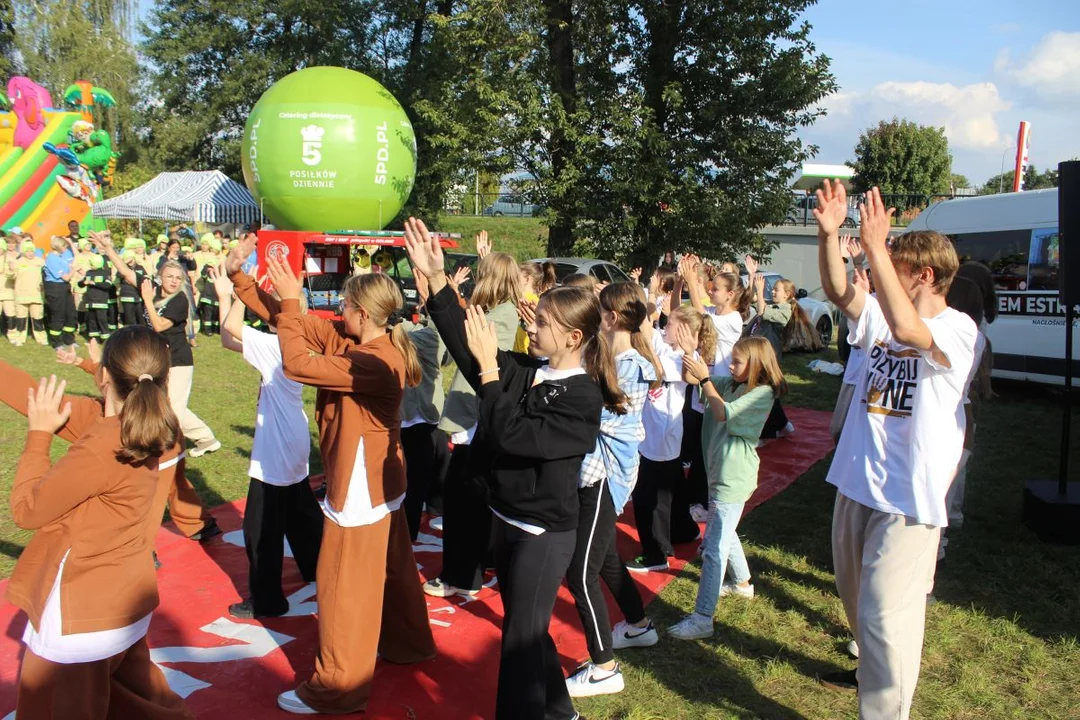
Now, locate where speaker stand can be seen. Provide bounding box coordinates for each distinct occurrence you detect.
[1024,301,1079,543]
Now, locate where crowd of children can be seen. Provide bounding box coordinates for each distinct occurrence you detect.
[2,185,992,720]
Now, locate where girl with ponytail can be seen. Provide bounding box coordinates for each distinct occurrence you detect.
[564,282,664,697]
[7,325,193,719]
[230,244,435,715]
[407,217,614,720]
[748,274,799,439]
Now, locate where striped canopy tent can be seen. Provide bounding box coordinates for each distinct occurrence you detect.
[93,170,260,224]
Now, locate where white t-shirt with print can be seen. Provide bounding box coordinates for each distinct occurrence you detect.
[827,294,976,527]
[690,309,743,414]
[242,326,311,486]
[640,331,689,462]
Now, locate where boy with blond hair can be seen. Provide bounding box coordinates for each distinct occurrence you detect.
[815,182,976,719]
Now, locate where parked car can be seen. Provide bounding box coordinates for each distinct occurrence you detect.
[784,193,859,228]
[750,271,834,348]
[532,257,632,285]
[483,195,541,217]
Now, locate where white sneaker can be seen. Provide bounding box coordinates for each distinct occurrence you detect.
[429,516,444,532]
[189,439,221,458]
[776,422,796,438]
[611,619,658,649]
[667,613,714,640]
[719,581,755,599]
[565,662,624,698]
[847,640,859,659]
[422,577,478,598]
[277,689,318,714]
[689,504,709,523]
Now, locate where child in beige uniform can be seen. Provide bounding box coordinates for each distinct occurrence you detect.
[10,239,48,345]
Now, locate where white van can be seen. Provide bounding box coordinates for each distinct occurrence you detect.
[906,188,1076,384]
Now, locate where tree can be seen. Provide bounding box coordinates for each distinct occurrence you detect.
[13,0,140,155]
[0,0,15,80]
[951,173,970,189]
[980,165,1060,195]
[849,118,952,200]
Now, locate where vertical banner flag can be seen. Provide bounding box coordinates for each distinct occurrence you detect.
[1013,121,1032,192]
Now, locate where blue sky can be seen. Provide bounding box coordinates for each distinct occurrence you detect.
[799,0,1080,184]
[135,0,1078,186]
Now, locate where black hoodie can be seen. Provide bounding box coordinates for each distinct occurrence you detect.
[427,285,601,532]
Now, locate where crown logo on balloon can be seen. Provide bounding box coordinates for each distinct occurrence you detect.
[300,125,326,142]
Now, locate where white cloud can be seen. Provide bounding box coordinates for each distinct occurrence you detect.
[996,31,1080,101]
[862,81,1011,150]
[816,90,858,118]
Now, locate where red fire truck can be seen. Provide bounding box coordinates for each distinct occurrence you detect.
[254,229,466,318]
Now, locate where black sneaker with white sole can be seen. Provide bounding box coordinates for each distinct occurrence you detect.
[625,556,668,573]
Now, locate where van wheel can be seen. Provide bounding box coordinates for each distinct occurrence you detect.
[781,216,796,226]
[816,315,833,348]
[841,218,857,228]
[493,211,504,217]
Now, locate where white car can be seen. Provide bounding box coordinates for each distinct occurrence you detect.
[752,272,834,348]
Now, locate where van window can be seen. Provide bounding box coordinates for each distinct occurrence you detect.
[1027,228,1060,292]
[950,230,1031,291]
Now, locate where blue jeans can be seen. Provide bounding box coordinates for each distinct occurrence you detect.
[694,501,750,618]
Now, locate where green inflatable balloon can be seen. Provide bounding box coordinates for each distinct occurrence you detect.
[241,67,416,231]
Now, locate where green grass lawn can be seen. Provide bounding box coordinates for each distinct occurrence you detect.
[1,338,1079,718]
[437,215,549,261]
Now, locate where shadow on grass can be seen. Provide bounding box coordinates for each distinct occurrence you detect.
[184,467,230,510]
[231,424,256,438]
[0,540,23,563]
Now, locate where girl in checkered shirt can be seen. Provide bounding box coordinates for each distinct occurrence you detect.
[564,282,666,698]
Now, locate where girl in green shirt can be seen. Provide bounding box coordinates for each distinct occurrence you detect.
[667,336,786,640]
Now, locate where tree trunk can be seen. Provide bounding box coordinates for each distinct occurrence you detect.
[543,0,577,257]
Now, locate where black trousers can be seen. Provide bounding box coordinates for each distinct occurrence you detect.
[671,404,708,544]
[242,478,324,615]
[760,398,789,438]
[631,456,682,565]
[439,443,493,591]
[402,422,439,541]
[120,299,142,327]
[199,300,219,335]
[425,428,452,516]
[494,520,577,720]
[85,305,111,339]
[43,282,75,347]
[567,479,647,665]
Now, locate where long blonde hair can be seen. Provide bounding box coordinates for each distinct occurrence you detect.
[342,272,422,387]
[733,336,787,397]
[470,252,523,311]
[669,305,718,364]
[599,282,663,390]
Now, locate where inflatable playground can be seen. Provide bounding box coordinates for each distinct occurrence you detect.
[0,76,114,245]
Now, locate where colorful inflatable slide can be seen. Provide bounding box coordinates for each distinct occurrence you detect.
[0,77,109,246]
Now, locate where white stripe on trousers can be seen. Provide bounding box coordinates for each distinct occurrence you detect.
[581,479,606,653]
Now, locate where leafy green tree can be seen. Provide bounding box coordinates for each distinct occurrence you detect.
[951,173,970,189]
[0,0,16,80]
[849,118,952,199]
[12,0,140,154]
[980,165,1060,195]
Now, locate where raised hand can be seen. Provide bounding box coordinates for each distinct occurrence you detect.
[27,375,72,433]
[813,179,849,237]
[678,254,700,282]
[629,267,642,282]
[675,321,698,355]
[87,338,101,365]
[140,278,155,304]
[212,265,234,299]
[55,346,80,365]
[517,297,537,327]
[88,230,113,251]
[475,230,491,259]
[450,265,471,290]
[858,187,895,258]
[853,266,871,293]
[403,217,445,279]
[464,305,499,370]
[682,353,710,385]
[743,254,759,278]
[414,267,430,305]
[845,235,866,264]
[225,232,256,275]
[265,256,302,301]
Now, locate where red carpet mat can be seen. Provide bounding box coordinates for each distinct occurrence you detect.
[0,408,832,719]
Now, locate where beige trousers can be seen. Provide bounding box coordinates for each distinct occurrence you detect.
[832,492,940,720]
[167,365,216,447]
